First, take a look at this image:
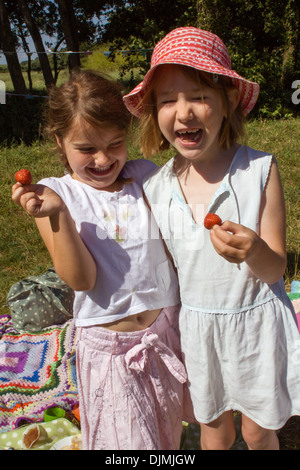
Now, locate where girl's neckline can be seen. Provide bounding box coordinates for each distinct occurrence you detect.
[173,143,242,182]
[68,173,126,195]
[174,143,241,179]
[171,144,243,226]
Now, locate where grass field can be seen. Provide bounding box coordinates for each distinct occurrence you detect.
[0,117,299,309]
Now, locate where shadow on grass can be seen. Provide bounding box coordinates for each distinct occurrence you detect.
[0,94,45,146]
[286,252,300,287]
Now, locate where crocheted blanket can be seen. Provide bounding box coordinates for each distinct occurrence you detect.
[0,314,78,433]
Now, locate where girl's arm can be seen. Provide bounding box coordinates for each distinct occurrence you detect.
[210,160,287,284]
[12,183,97,291]
[36,208,97,291]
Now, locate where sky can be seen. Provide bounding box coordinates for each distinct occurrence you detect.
[0,35,58,66]
[0,0,60,65]
[0,2,107,66]
[0,6,104,66]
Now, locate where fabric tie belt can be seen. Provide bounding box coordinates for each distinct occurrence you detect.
[125,331,187,384]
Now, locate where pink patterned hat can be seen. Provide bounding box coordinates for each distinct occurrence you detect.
[123,27,260,117]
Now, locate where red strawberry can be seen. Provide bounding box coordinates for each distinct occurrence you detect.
[15,169,32,185]
[204,213,222,230]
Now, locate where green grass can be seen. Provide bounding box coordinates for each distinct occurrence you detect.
[0,61,141,95]
[0,142,63,308]
[0,118,299,310]
[0,69,75,92]
[246,119,300,286]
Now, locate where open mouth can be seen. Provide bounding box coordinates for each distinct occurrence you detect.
[88,162,116,177]
[176,129,203,144]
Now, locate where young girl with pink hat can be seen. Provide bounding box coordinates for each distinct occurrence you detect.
[124,27,300,450]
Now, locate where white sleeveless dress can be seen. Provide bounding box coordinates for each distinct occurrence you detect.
[144,145,300,428]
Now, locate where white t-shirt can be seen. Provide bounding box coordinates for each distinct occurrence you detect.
[39,159,179,326]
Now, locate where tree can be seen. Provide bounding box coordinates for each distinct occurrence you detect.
[56,0,81,69]
[16,0,54,88]
[104,0,198,46]
[281,0,300,88]
[0,0,27,94]
[16,19,33,90]
[102,0,198,82]
[196,0,300,116]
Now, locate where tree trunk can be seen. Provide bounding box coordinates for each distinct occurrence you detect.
[53,37,66,83]
[56,0,81,70]
[16,0,54,88]
[17,22,33,91]
[0,1,27,95]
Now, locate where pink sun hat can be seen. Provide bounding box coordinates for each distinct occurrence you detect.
[123,27,260,117]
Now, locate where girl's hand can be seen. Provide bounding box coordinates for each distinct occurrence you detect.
[12,182,97,291]
[209,160,287,285]
[209,221,260,264]
[12,183,66,218]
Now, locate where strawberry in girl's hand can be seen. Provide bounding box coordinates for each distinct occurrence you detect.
[15,169,32,185]
[204,213,222,230]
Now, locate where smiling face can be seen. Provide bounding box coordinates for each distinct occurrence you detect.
[154,65,226,164]
[58,120,128,192]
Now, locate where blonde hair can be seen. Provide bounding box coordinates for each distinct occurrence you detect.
[138,65,246,158]
[43,69,131,172]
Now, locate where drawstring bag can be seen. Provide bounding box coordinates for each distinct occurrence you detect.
[6,268,74,332]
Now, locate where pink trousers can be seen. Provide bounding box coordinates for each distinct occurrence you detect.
[76,305,194,450]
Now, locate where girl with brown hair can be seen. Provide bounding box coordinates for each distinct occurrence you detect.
[12,69,193,450]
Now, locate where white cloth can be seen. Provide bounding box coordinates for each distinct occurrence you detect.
[39,159,179,327]
[144,145,300,428]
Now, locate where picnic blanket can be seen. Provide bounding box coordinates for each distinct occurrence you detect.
[0,313,78,433]
[0,418,81,450]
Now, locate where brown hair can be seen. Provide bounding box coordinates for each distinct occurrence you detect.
[43,69,131,172]
[138,65,246,158]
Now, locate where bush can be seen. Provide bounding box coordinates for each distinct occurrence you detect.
[81,44,128,73]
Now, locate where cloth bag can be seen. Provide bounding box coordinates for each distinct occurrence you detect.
[6,268,74,332]
[0,418,80,450]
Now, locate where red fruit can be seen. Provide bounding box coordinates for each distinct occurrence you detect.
[204,213,222,230]
[15,169,32,185]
